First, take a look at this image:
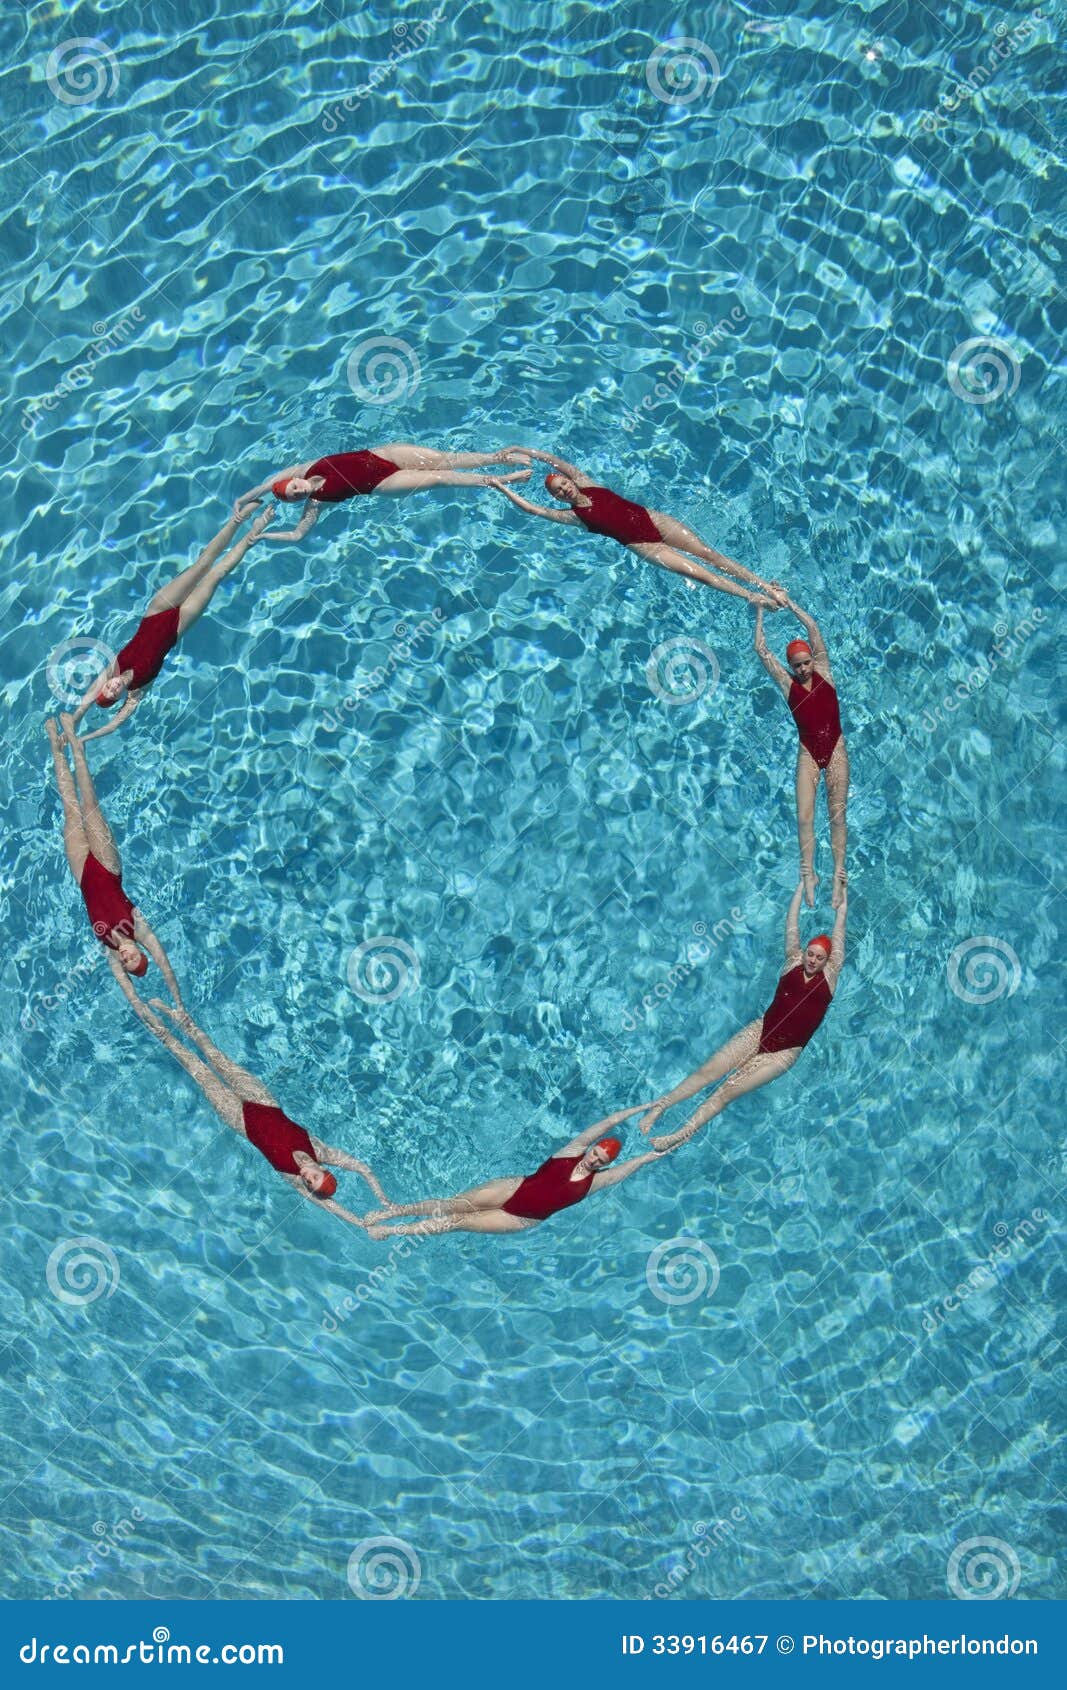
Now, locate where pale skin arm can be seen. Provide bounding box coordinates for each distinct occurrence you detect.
[823,887,847,993]
[785,601,832,678]
[132,914,184,1007]
[77,692,140,744]
[304,1138,392,1205]
[518,447,593,485]
[589,1148,665,1192]
[785,880,804,964]
[491,481,580,523]
[753,607,793,700]
[285,1175,373,1232]
[260,501,320,544]
[557,1104,658,1158]
[233,463,307,517]
[71,667,114,731]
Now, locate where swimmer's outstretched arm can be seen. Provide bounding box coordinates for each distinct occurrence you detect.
[131,914,184,1007]
[71,666,114,732]
[558,1104,659,1157]
[260,501,319,543]
[490,481,580,523]
[753,607,792,699]
[590,1148,665,1192]
[786,602,833,677]
[305,1136,392,1205]
[824,886,847,992]
[518,448,592,485]
[784,879,804,964]
[286,1178,373,1232]
[233,464,307,517]
[77,693,140,744]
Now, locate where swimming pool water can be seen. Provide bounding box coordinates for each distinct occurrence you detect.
[0,0,1063,1601]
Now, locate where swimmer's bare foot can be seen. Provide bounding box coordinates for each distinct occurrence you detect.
[360,1206,399,1224]
[638,1103,667,1136]
[802,870,818,909]
[494,467,531,483]
[832,869,848,910]
[45,717,62,747]
[496,447,531,464]
[59,712,80,744]
[150,998,192,1031]
[367,1224,388,1242]
[248,503,276,540]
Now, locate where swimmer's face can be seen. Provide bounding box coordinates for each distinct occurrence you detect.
[299,1163,330,1194]
[116,936,145,974]
[545,472,580,504]
[98,674,127,706]
[280,477,314,500]
[803,943,829,975]
[585,1144,613,1170]
[788,651,814,681]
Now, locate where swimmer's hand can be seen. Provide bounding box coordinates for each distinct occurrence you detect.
[150,997,192,1031]
[496,447,532,464]
[763,580,789,608]
[248,503,276,540]
[494,467,531,483]
[638,1102,667,1136]
[233,495,262,520]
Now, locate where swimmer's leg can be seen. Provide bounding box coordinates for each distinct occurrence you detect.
[138,1008,245,1131]
[825,739,850,908]
[63,721,121,875]
[652,1046,799,1152]
[149,1003,276,1106]
[362,1177,521,1223]
[637,1020,763,1133]
[795,748,820,907]
[645,516,770,592]
[46,720,89,880]
[147,516,246,614]
[370,1210,536,1240]
[372,467,531,494]
[373,444,522,470]
[172,516,269,634]
[629,541,771,605]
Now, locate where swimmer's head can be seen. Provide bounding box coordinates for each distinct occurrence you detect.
[299,1163,337,1199]
[803,935,831,975]
[115,934,148,976]
[96,672,128,708]
[272,475,313,501]
[585,1136,622,1171]
[786,638,813,679]
[545,471,580,505]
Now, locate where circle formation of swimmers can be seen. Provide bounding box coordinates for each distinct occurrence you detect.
[46,442,849,1241]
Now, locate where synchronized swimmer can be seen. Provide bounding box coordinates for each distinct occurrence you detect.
[44,435,852,1247]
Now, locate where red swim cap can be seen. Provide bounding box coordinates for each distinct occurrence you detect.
[316,1170,338,1199]
[271,475,296,499]
[597,1137,622,1162]
[128,951,149,976]
[786,639,812,660]
[809,935,832,956]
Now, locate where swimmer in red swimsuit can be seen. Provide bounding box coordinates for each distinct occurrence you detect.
[128,998,390,1224]
[233,444,533,545]
[357,1110,664,1240]
[490,446,788,608]
[71,506,275,742]
[755,604,850,908]
[44,716,184,1000]
[618,881,847,1153]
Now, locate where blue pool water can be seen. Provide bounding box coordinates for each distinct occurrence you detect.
[1,0,1063,1602]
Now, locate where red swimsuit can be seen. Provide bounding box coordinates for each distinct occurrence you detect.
[241,1100,320,1177]
[572,485,663,547]
[305,451,401,502]
[759,964,832,1054]
[114,605,182,691]
[501,1154,594,1221]
[79,853,136,947]
[788,673,842,769]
